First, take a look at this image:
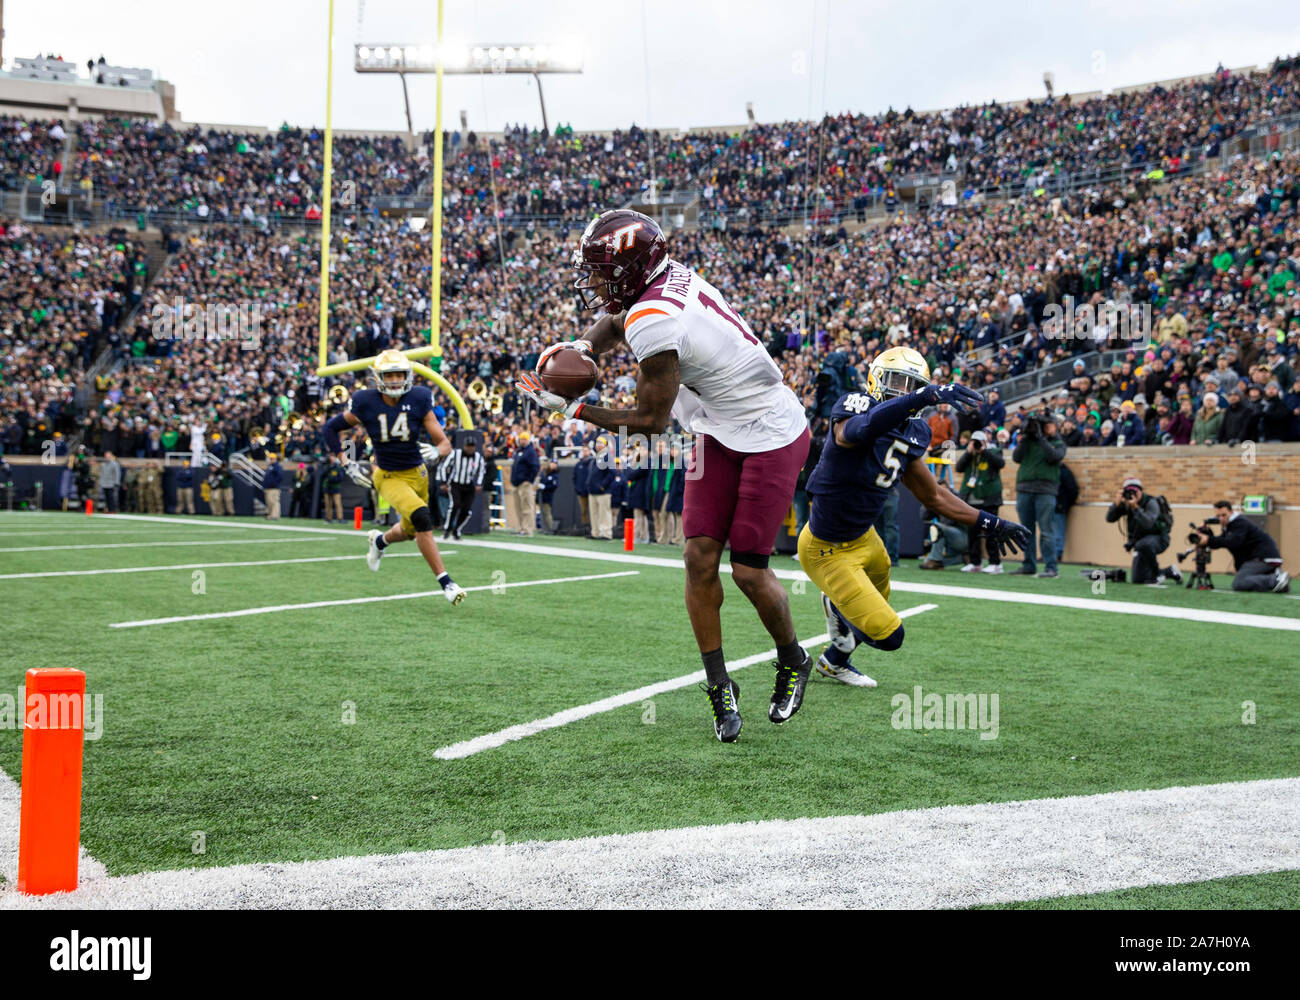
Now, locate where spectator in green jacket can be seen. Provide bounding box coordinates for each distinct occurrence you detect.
[1192,392,1225,444]
[1267,263,1295,297]
[1012,414,1066,578]
[955,430,1006,574]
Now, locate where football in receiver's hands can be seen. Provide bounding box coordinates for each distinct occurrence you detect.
[537,347,598,399]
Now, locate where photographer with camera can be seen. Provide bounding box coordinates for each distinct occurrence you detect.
[955,430,1005,573]
[1012,410,1066,577]
[1196,501,1290,592]
[1105,477,1182,585]
[919,483,970,570]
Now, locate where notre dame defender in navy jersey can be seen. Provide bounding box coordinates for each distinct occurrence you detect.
[323,349,465,606]
[799,347,1030,690]
[348,383,436,471]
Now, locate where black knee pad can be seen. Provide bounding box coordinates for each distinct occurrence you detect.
[873,622,905,651]
[730,551,771,570]
[410,506,435,533]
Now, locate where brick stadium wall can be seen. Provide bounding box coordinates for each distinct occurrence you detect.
[989,443,1300,572]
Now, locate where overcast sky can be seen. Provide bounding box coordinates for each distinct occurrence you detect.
[6,1,1299,133]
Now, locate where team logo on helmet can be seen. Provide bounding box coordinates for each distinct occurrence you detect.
[372,349,414,398]
[604,222,643,253]
[571,209,668,314]
[866,346,931,401]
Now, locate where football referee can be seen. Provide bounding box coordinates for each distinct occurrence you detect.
[438,437,486,539]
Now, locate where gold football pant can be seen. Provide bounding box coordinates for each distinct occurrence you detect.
[372,465,430,535]
[797,523,900,641]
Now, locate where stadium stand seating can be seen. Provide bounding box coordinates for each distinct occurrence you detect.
[1,57,1298,474]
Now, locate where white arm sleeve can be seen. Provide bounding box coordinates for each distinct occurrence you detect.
[625,312,686,363]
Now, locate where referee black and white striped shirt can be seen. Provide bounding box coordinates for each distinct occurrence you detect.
[438,447,486,487]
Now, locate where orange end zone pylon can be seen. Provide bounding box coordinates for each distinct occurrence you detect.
[17,668,86,895]
[354,506,363,530]
[85,499,93,515]
[624,518,634,551]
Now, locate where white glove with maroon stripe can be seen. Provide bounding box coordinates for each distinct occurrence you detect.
[515,371,586,418]
[537,339,596,369]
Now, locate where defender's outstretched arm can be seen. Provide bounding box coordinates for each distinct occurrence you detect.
[902,459,1031,558]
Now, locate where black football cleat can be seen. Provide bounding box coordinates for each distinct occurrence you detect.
[769,651,812,724]
[702,679,742,743]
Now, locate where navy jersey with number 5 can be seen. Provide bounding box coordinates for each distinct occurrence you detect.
[806,392,932,543]
[348,385,434,471]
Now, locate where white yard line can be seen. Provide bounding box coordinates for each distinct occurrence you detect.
[107,571,640,628]
[2,777,1295,909]
[435,604,939,760]
[0,552,442,581]
[0,526,281,537]
[0,536,335,554]
[96,514,374,535]
[61,514,1300,631]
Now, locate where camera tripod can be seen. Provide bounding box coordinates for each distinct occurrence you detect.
[1176,544,1214,590]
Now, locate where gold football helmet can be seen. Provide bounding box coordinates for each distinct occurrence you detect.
[372,349,414,397]
[866,346,931,400]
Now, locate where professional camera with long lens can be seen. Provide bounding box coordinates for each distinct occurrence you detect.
[1175,518,1219,590]
[1182,515,1220,548]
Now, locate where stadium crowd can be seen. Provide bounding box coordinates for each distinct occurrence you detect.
[4,58,1297,227]
[0,223,147,456]
[2,58,1299,481]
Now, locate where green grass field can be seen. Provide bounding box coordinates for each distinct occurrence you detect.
[982,870,1300,909]
[1,510,1297,908]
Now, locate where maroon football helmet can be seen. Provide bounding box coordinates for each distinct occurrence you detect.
[571,209,668,314]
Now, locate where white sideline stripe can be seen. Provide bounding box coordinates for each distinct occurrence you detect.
[107,571,640,628]
[0,767,107,889]
[0,552,440,581]
[2,777,1296,909]
[885,580,1300,632]
[344,534,1300,633]
[0,536,334,553]
[435,604,939,760]
[0,528,268,537]
[96,513,382,535]
[63,514,1300,631]
[0,767,18,884]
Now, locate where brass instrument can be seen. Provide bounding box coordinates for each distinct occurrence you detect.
[487,389,504,415]
[467,379,488,404]
[328,384,350,407]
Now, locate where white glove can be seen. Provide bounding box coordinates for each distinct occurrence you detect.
[515,371,587,418]
[418,442,441,464]
[538,339,596,370]
[343,459,373,488]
